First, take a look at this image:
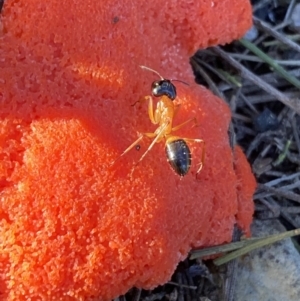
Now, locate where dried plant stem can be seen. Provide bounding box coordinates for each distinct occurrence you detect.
[253,17,300,54]
[190,57,225,99]
[223,227,241,301]
[214,228,300,266]
[239,38,300,89]
[273,139,292,166]
[168,282,197,290]
[190,238,260,259]
[257,183,300,203]
[263,171,300,186]
[211,46,300,114]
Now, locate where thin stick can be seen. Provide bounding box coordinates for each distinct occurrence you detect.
[190,57,225,99]
[211,46,300,114]
[239,38,300,89]
[257,183,300,203]
[253,16,300,54]
[213,228,300,266]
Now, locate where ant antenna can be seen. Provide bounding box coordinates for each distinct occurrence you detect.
[171,79,189,86]
[140,65,164,80]
[140,65,190,86]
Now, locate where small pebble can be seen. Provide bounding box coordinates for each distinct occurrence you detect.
[234,219,300,301]
[243,25,259,41]
[253,108,279,132]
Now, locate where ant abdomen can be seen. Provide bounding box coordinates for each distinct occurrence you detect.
[165,139,191,177]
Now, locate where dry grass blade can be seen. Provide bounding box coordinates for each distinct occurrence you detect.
[190,57,225,99]
[224,53,300,66]
[132,289,142,301]
[191,228,300,261]
[239,38,300,89]
[273,139,292,166]
[211,46,300,114]
[253,16,300,53]
[213,228,300,266]
[257,183,300,203]
[167,281,197,290]
[216,68,242,87]
[263,172,300,186]
[190,240,252,260]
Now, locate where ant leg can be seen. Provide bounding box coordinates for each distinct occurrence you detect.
[111,132,156,166]
[134,121,169,166]
[173,104,181,118]
[132,95,159,125]
[171,117,198,132]
[131,96,147,107]
[128,121,171,177]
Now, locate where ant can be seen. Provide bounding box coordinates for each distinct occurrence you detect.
[112,65,205,178]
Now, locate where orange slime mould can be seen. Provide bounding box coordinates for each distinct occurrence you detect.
[0,0,255,300]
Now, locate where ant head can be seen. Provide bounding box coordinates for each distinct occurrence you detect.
[151,79,176,100]
[140,65,188,101]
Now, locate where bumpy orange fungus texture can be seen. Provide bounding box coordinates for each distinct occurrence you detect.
[0,0,254,300]
[234,146,257,236]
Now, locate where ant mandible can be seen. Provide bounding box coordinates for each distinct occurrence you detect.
[113,65,205,178]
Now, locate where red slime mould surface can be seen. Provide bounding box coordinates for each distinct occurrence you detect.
[0,0,254,300]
